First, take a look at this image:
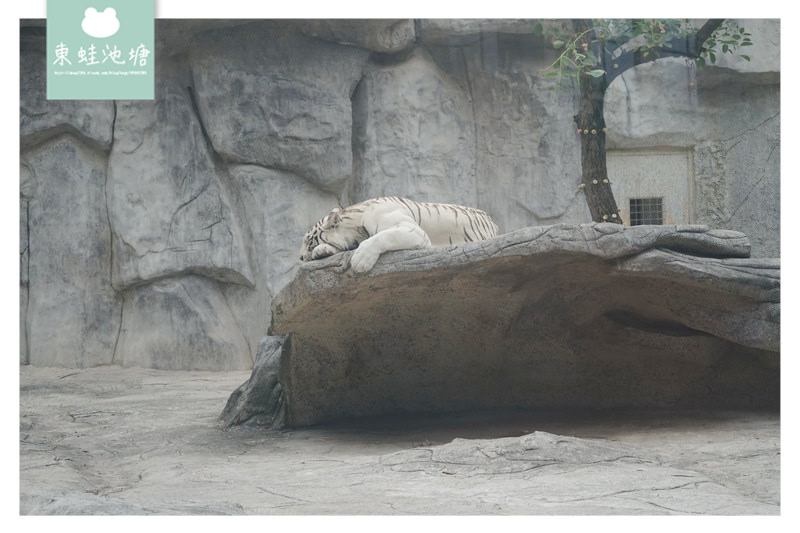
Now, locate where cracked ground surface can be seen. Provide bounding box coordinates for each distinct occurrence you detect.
[19,365,779,515]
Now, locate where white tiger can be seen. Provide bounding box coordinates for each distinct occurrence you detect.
[299,196,499,273]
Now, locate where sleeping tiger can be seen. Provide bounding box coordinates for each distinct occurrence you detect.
[299,196,499,273]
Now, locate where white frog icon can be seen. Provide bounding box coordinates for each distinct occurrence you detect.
[81,7,120,38]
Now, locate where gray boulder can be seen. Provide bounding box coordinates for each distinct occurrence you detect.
[107,73,253,290]
[348,49,477,205]
[115,275,252,371]
[421,32,590,231]
[189,21,370,192]
[221,165,340,350]
[22,136,121,367]
[227,223,778,427]
[220,335,288,428]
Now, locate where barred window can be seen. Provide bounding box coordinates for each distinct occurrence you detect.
[629,197,663,225]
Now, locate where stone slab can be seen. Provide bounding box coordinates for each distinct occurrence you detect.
[107,74,253,290]
[189,21,369,192]
[22,136,121,367]
[269,224,778,426]
[19,366,779,515]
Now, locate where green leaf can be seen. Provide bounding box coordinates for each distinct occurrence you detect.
[741,54,751,61]
[533,23,543,36]
[741,41,753,46]
[586,69,606,77]
[722,44,729,53]
[552,39,564,48]
[696,56,706,68]
[709,52,716,63]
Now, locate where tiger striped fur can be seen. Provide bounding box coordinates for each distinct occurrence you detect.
[299,196,499,272]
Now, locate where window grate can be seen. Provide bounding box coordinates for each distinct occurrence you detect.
[629,197,663,225]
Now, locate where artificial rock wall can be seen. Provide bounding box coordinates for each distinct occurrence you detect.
[19,19,780,370]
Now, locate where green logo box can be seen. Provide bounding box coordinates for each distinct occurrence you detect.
[47,0,154,100]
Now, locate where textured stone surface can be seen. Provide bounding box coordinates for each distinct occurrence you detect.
[114,276,252,371]
[221,165,339,350]
[20,170,30,364]
[189,21,369,192]
[348,49,477,205]
[425,33,591,231]
[604,55,780,257]
[20,366,779,515]
[21,136,121,367]
[220,335,288,427]
[269,224,778,426]
[19,19,780,370]
[297,19,416,54]
[107,73,253,290]
[20,29,114,151]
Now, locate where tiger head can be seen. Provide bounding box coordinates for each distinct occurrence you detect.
[299,206,366,262]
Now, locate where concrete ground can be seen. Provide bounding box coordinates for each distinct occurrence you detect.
[19,365,780,515]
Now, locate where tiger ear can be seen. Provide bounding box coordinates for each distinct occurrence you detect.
[322,207,343,230]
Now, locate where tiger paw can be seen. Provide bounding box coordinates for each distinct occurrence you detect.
[311,243,338,260]
[350,246,380,273]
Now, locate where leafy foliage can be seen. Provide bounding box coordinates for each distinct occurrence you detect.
[539,19,752,83]
[697,19,753,67]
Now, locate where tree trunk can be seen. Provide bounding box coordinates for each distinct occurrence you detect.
[573,19,622,224]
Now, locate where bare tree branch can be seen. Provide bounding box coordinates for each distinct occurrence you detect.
[696,18,726,45]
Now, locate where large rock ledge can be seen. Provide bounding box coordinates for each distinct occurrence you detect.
[223,224,779,428]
